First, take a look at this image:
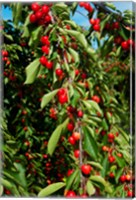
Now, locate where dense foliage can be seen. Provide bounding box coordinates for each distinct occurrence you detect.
[1,2,135,198]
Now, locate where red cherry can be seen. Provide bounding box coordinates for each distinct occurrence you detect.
[75,69,80,76]
[89,18,96,25]
[114,36,123,45]
[95,18,100,24]
[91,95,101,103]
[66,25,71,30]
[66,190,76,197]
[46,61,53,69]
[109,172,115,178]
[35,11,43,20]
[101,130,106,136]
[43,154,48,159]
[127,190,133,197]
[108,155,115,163]
[41,46,49,54]
[55,68,63,76]
[81,73,87,79]
[44,15,51,23]
[105,23,111,30]
[67,169,74,176]
[59,94,68,104]
[57,88,66,96]
[127,39,134,47]
[79,2,85,7]
[74,149,80,158]
[77,110,83,118]
[119,175,126,183]
[84,3,91,11]
[68,136,76,145]
[40,36,50,46]
[121,41,129,50]
[40,56,47,66]
[108,133,115,140]
[80,194,88,198]
[41,5,49,14]
[2,50,8,57]
[29,14,37,23]
[24,140,30,146]
[31,3,40,12]
[112,22,120,29]
[67,122,74,132]
[22,110,27,115]
[93,24,100,31]
[23,126,28,131]
[81,164,92,175]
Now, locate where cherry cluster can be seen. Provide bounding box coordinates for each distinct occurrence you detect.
[57,88,68,104]
[79,2,93,13]
[29,3,51,25]
[121,39,135,50]
[40,36,53,69]
[2,50,10,65]
[89,18,100,32]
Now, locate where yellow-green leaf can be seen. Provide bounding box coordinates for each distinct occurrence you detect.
[41,89,58,109]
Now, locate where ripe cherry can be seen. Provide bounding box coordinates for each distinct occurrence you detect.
[127,190,133,197]
[119,175,126,183]
[112,22,120,29]
[93,24,100,32]
[41,5,49,14]
[89,18,96,25]
[74,149,80,158]
[102,146,108,152]
[22,110,27,115]
[29,13,36,23]
[55,68,63,76]
[31,3,40,12]
[57,88,66,96]
[40,56,47,66]
[67,122,74,132]
[108,133,115,140]
[59,94,68,104]
[45,15,51,23]
[127,39,134,47]
[41,45,49,54]
[81,73,87,79]
[75,69,80,76]
[81,164,92,175]
[72,132,80,141]
[35,11,43,19]
[66,190,76,197]
[108,155,115,163]
[79,2,85,7]
[95,18,100,24]
[77,110,83,118]
[68,136,76,145]
[2,50,8,57]
[46,61,53,69]
[91,95,101,103]
[121,41,129,50]
[109,172,115,178]
[40,36,50,46]
[67,169,74,176]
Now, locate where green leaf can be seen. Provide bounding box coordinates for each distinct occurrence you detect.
[41,89,58,109]
[65,29,88,48]
[47,124,62,156]
[12,3,22,26]
[87,161,103,170]
[86,180,96,196]
[32,26,42,41]
[105,2,116,10]
[82,126,98,160]
[24,58,40,84]
[0,185,3,196]
[118,26,128,40]
[101,155,109,177]
[38,182,66,197]
[66,169,79,190]
[115,168,123,183]
[90,175,112,193]
[68,48,79,64]
[88,100,103,116]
